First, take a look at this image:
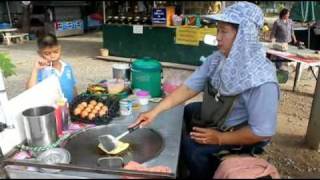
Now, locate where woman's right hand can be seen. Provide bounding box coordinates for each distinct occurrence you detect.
[129,110,158,128]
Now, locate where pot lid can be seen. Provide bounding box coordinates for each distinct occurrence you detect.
[132,57,162,72]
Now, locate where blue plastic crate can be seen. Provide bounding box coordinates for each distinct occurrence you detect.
[0,23,11,29]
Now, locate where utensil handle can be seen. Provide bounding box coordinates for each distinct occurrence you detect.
[128,122,141,133]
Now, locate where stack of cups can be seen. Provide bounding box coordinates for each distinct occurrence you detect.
[120,99,133,116]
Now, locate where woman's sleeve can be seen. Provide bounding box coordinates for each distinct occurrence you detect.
[270,21,278,39]
[183,57,211,92]
[244,83,279,137]
[290,20,296,40]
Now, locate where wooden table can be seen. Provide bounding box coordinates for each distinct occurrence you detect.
[0,28,17,33]
[262,42,320,91]
[0,28,29,45]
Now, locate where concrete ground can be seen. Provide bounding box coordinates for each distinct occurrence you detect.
[1,31,195,101]
[1,31,320,178]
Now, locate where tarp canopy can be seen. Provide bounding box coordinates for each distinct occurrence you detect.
[290,1,320,22]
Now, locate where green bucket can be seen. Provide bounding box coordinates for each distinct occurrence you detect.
[131,57,162,97]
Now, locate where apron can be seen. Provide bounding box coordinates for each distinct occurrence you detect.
[190,79,246,132]
[188,79,267,157]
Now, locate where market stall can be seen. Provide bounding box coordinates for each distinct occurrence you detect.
[102,24,217,66]
[262,41,320,91]
[99,1,218,66]
[30,1,88,37]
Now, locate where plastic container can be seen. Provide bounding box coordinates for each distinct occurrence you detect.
[112,63,131,81]
[107,79,125,94]
[163,77,182,96]
[136,90,150,105]
[131,57,162,97]
[119,99,133,116]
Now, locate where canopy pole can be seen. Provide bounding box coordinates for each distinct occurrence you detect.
[103,1,106,24]
[6,1,12,27]
[308,23,311,48]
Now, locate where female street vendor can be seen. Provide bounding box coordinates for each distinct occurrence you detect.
[130,2,279,179]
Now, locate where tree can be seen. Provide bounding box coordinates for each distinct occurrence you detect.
[0,53,15,78]
[21,1,32,33]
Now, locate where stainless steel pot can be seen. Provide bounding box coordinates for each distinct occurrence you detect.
[112,63,131,81]
[22,106,58,147]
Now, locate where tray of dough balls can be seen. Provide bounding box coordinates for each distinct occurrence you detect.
[69,93,120,125]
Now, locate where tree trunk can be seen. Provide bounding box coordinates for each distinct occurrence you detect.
[21,5,31,33]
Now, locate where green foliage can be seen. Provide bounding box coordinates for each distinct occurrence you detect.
[0,52,16,78]
[277,69,289,84]
[276,3,285,14]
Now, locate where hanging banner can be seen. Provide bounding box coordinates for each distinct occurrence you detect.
[175,27,200,46]
[197,28,217,41]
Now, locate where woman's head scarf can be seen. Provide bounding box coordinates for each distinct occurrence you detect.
[204,2,278,95]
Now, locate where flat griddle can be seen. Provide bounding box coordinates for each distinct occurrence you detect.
[62,124,164,168]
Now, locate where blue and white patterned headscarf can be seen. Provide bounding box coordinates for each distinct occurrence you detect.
[204,2,278,96]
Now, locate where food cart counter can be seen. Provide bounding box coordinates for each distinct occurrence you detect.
[3,103,184,179]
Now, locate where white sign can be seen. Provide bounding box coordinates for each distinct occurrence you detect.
[22,1,31,6]
[133,25,143,34]
[203,34,218,46]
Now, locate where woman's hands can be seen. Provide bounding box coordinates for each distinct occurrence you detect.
[129,85,199,129]
[190,127,223,145]
[128,110,158,128]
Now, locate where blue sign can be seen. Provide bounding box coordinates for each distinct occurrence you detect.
[152,8,166,24]
[55,19,83,32]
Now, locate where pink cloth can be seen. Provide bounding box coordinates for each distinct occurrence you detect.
[123,161,172,179]
[213,156,280,179]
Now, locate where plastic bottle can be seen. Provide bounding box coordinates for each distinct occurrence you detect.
[41,66,55,79]
[56,97,70,131]
[55,103,63,136]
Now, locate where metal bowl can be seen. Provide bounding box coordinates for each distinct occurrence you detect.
[37,148,71,173]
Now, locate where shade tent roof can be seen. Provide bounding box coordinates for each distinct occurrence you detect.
[32,1,88,7]
[290,1,320,23]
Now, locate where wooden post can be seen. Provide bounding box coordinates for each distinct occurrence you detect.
[306,67,320,150]
[103,1,106,24]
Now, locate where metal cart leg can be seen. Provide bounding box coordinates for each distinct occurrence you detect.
[293,62,302,92]
[309,66,318,81]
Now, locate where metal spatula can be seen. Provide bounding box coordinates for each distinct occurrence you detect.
[98,122,141,152]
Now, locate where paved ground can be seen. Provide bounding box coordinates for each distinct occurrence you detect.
[1,31,320,178]
[1,31,194,101]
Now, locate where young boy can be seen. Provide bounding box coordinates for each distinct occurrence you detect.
[26,34,78,103]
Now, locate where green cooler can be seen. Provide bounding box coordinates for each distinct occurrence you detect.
[131,57,162,97]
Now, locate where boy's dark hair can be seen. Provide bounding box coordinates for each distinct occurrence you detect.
[175,5,182,16]
[279,8,289,19]
[37,34,59,49]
